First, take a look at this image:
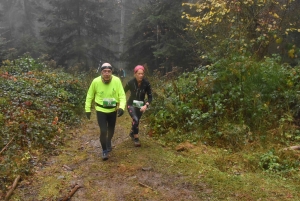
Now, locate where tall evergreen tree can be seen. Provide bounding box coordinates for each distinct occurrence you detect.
[108,0,148,71]
[0,0,44,59]
[122,0,200,73]
[40,0,116,70]
[0,8,7,60]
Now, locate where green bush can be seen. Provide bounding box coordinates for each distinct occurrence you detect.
[147,54,300,149]
[259,149,299,173]
[0,56,86,189]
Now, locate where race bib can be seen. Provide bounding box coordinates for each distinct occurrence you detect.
[133,100,144,108]
[103,98,116,107]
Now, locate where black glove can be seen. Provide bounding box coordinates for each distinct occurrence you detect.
[117,108,124,117]
[86,112,91,120]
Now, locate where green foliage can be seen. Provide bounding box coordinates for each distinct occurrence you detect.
[182,1,300,63]
[0,56,86,189]
[147,55,300,150]
[259,149,299,173]
[259,150,281,172]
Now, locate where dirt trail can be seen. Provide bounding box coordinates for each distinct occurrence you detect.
[12,112,210,201]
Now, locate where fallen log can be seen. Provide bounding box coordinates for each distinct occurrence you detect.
[62,165,73,171]
[5,175,21,201]
[61,184,81,201]
[283,145,300,151]
[289,145,300,150]
[138,182,154,191]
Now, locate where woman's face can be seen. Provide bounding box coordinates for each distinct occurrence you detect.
[134,69,144,82]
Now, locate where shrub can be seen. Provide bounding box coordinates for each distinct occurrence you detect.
[0,56,86,189]
[147,54,300,149]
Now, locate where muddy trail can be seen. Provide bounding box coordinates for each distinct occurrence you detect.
[11,112,212,201]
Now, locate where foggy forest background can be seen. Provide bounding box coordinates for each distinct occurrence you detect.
[1,0,300,73]
[0,0,198,74]
[0,0,149,72]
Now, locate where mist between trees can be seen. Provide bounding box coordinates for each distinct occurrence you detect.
[0,0,300,74]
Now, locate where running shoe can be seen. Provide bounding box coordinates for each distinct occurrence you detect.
[134,138,141,147]
[102,151,108,161]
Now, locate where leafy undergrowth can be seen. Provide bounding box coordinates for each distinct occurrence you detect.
[147,55,300,150]
[2,55,300,200]
[0,56,87,196]
[8,111,300,201]
[145,55,300,196]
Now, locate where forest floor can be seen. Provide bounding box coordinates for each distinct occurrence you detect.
[8,100,300,200]
[10,111,213,201]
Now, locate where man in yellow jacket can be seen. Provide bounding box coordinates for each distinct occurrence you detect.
[85,63,126,160]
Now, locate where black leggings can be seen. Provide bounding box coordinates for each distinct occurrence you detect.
[127,105,143,134]
[96,110,117,151]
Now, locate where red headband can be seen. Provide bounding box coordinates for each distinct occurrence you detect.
[134,65,144,73]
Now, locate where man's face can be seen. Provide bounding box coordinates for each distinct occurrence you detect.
[101,69,112,82]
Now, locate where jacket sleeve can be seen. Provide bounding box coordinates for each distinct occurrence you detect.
[118,80,126,110]
[124,81,129,93]
[146,82,153,104]
[85,81,95,112]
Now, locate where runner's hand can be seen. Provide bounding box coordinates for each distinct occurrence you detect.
[117,108,124,117]
[86,112,91,120]
[140,105,147,113]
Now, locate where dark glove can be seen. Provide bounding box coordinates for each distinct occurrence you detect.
[117,108,124,117]
[86,112,91,120]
